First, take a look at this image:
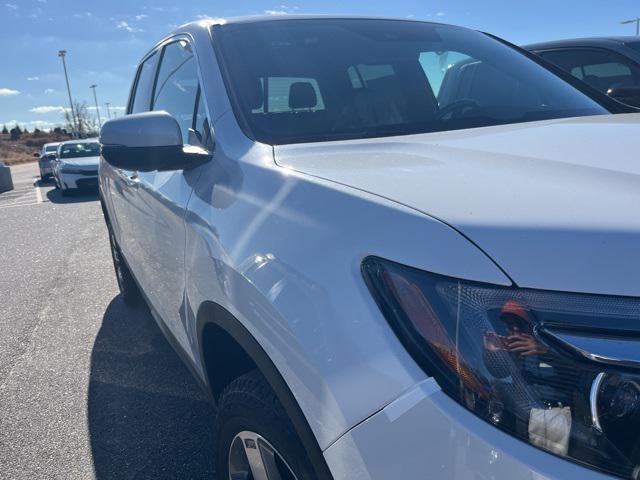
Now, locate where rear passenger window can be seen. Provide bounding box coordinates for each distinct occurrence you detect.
[576,62,632,79]
[538,48,640,93]
[153,40,200,142]
[252,77,325,113]
[130,51,159,114]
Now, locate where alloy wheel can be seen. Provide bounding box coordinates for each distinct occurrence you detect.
[228,431,298,480]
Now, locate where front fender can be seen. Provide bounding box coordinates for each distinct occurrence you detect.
[183,120,511,451]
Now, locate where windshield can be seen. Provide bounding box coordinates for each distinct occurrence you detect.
[59,142,100,159]
[45,145,58,152]
[215,19,609,145]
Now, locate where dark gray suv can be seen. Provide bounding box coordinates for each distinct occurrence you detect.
[525,36,640,107]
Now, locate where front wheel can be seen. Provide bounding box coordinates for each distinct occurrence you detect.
[215,370,317,480]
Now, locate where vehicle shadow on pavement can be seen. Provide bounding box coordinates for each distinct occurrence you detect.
[35,178,55,187]
[46,188,99,204]
[88,296,216,479]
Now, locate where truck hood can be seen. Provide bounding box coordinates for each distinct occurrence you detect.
[275,114,640,297]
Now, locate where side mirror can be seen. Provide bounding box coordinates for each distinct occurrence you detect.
[45,153,57,161]
[33,152,40,158]
[607,86,640,108]
[100,111,212,172]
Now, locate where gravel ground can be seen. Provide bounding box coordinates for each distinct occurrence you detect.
[0,163,216,479]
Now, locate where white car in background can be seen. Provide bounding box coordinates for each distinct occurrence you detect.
[37,142,60,180]
[53,139,100,195]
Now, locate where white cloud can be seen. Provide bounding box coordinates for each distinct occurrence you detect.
[436,12,446,16]
[0,88,20,96]
[27,76,39,81]
[195,15,225,23]
[25,120,58,128]
[0,119,60,129]
[135,14,148,20]
[29,105,67,114]
[44,88,55,94]
[116,20,144,33]
[5,3,18,10]
[88,105,125,111]
[264,4,299,15]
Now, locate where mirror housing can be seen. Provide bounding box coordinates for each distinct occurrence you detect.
[33,152,40,158]
[100,111,212,171]
[607,86,640,108]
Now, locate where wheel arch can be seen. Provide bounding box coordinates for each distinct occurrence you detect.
[196,301,333,480]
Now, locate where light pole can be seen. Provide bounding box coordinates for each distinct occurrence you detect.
[57,50,78,136]
[89,84,102,128]
[105,102,112,120]
[621,17,640,36]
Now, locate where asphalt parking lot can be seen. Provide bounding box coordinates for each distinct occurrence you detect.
[0,162,216,479]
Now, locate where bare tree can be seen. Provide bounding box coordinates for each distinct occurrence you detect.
[63,101,99,138]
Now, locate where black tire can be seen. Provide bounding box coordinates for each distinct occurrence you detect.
[215,370,317,480]
[107,224,142,306]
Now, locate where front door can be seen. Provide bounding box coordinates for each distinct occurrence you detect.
[126,38,211,350]
[113,49,160,261]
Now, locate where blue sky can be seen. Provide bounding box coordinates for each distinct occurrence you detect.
[1,0,639,130]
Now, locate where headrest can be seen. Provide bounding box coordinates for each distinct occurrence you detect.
[289,82,317,109]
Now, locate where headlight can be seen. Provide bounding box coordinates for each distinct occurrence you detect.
[363,256,640,479]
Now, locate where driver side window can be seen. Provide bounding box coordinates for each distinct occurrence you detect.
[152,40,208,146]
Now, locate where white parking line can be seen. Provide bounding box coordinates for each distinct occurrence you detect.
[0,200,41,209]
[34,179,43,203]
[0,177,42,209]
